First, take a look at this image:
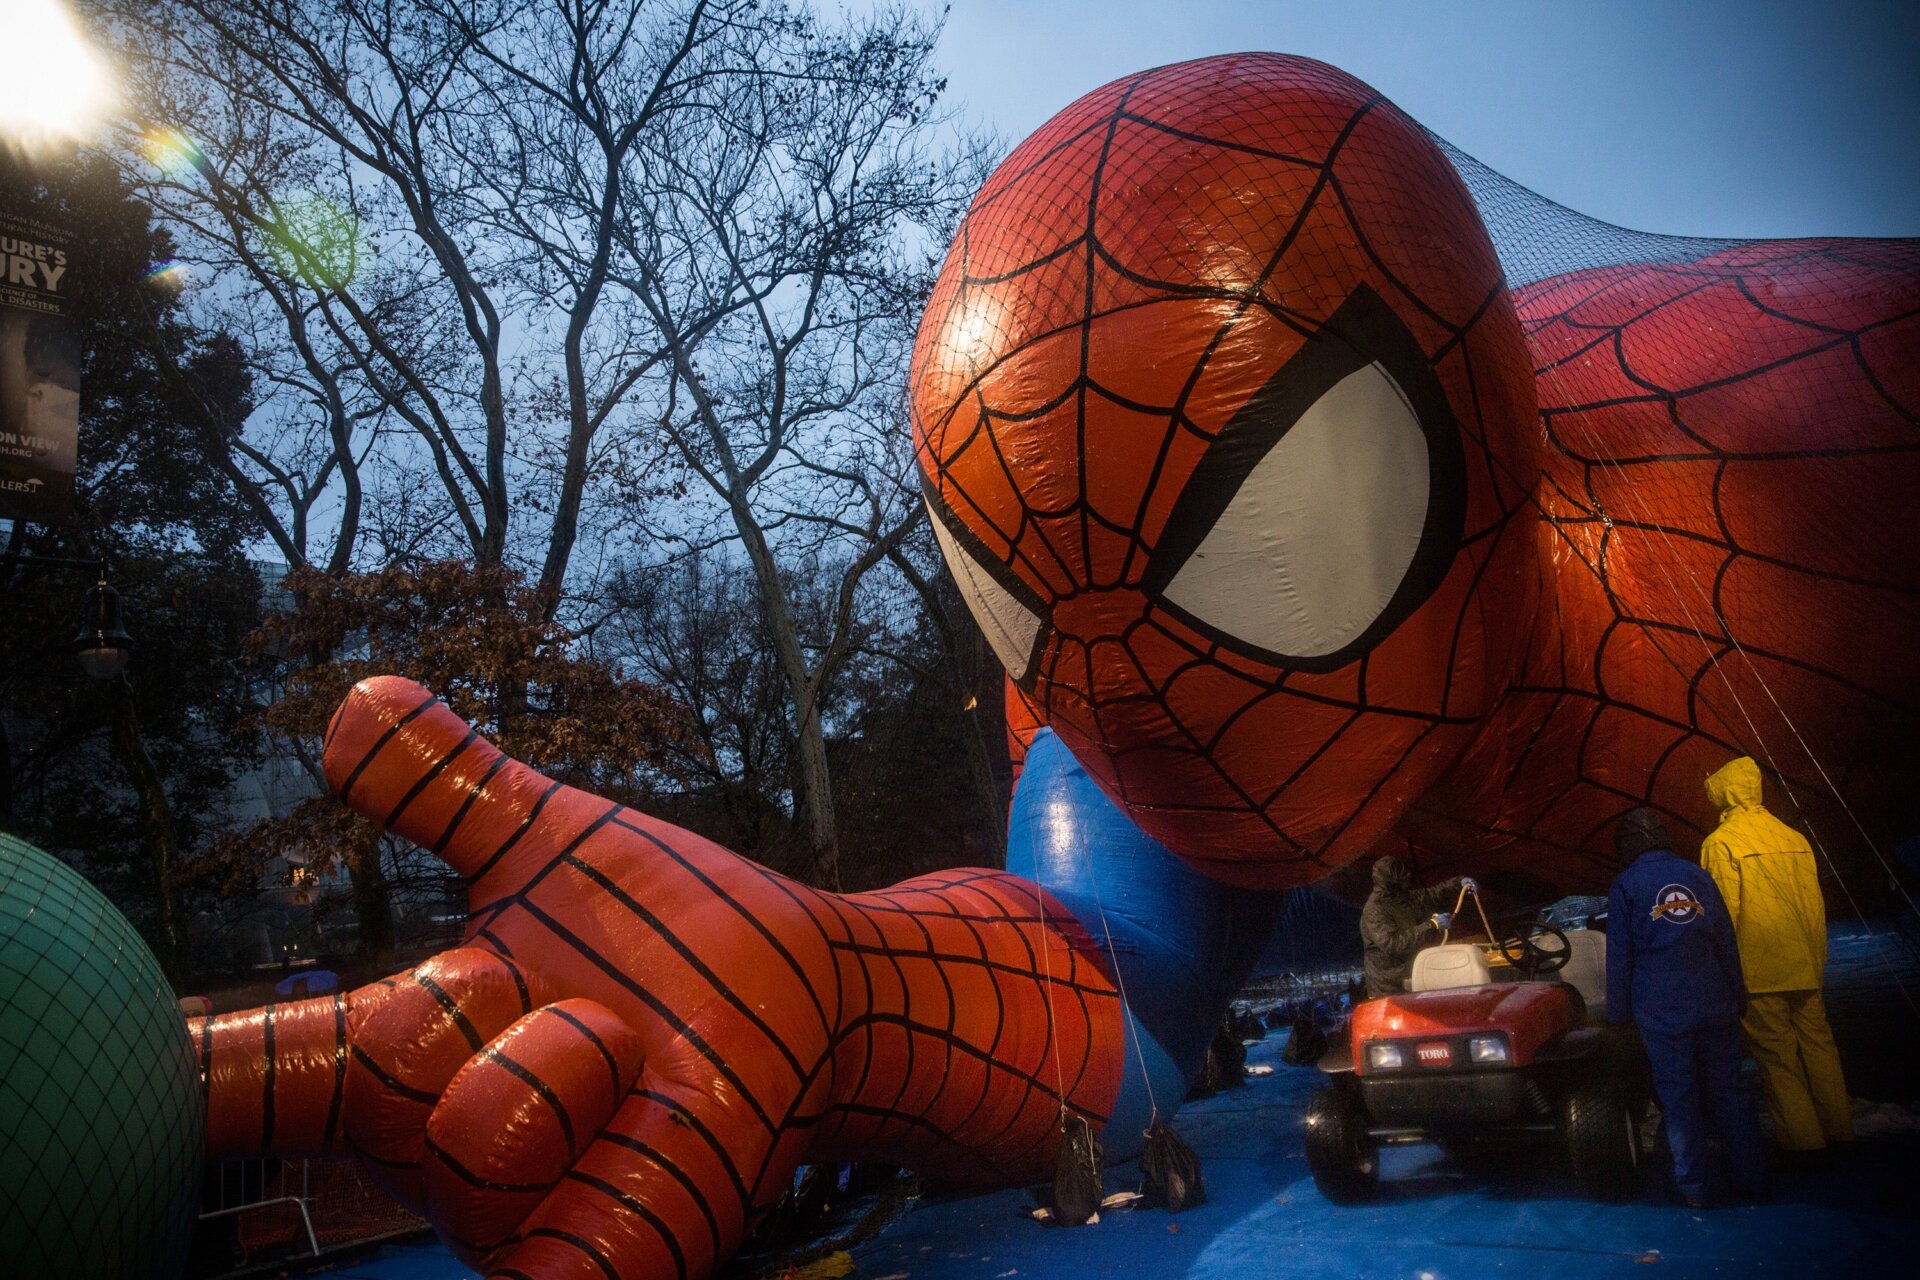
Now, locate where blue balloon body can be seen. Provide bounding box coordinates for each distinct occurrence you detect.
[1007,729,1286,1154]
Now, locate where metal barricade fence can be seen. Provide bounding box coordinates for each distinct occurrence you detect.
[198,1158,320,1260]
[196,1156,430,1272]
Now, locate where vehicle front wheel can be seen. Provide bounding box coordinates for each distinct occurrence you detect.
[1305,1086,1379,1204]
[1562,1081,1639,1201]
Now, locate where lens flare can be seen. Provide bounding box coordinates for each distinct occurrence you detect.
[147,259,191,291]
[140,128,206,179]
[264,193,368,291]
[0,2,114,142]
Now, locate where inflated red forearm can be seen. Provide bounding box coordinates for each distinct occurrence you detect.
[194,677,1125,1280]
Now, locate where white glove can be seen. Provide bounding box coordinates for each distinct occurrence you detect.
[1460,877,1480,895]
[1431,911,1454,931]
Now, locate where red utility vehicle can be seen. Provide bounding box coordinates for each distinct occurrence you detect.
[1305,887,1645,1202]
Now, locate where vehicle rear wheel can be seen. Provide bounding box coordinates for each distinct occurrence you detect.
[1562,1081,1639,1201]
[1305,1086,1379,1203]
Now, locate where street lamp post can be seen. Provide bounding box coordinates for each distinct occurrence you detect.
[1,549,180,977]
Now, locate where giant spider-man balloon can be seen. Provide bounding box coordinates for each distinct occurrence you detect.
[191,54,1916,1280]
[917,53,1918,898]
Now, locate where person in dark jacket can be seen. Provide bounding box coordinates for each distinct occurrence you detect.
[1606,807,1765,1206]
[1360,856,1468,997]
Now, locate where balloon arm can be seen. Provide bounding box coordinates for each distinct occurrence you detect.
[192,990,370,1160]
[198,678,1129,1279]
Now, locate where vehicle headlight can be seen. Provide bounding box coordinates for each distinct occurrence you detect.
[1468,1034,1509,1065]
[1365,1042,1404,1071]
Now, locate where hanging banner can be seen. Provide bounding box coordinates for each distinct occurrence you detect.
[0,202,80,524]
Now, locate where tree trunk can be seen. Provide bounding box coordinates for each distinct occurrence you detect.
[288,578,397,967]
[891,553,1008,857]
[106,676,186,985]
[346,827,395,969]
[734,512,843,890]
[793,706,841,890]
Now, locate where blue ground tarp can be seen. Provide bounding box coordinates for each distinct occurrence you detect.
[308,922,1920,1280]
[842,1032,1918,1279]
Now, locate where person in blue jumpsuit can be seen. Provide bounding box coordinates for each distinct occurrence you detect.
[1606,808,1766,1206]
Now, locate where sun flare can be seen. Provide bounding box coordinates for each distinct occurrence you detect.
[0,1,114,143]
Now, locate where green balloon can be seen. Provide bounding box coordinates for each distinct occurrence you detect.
[0,833,203,1280]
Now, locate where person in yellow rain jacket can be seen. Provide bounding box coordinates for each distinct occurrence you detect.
[1700,757,1853,1153]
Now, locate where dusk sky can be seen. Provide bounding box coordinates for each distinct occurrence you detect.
[931,0,1920,240]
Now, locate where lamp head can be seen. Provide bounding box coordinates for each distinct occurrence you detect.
[71,578,132,680]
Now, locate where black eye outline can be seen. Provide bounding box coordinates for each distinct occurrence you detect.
[919,474,1052,685]
[1139,284,1469,674]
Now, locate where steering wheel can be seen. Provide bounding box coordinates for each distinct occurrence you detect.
[1498,922,1572,976]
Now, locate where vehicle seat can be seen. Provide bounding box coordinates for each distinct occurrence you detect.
[1557,928,1607,1021]
[1410,943,1492,991]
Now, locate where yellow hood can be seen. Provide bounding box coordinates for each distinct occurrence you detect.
[1706,756,1763,814]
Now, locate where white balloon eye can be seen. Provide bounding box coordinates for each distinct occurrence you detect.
[1144,286,1465,672]
[1161,361,1427,658]
[926,496,1046,683]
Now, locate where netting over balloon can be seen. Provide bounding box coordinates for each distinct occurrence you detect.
[910,52,1918,905]
[1432,139,1743,288]
[1429,140,1917,912]
[0,834,203,1280]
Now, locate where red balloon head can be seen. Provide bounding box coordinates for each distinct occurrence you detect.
[912,54,1543,888]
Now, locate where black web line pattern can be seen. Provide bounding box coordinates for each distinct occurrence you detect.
[318,690,1124,1277]
[1504,240,1919,880]
[919,59,1528,876]
[1405,238,1919,883]
[925,56,1917,896]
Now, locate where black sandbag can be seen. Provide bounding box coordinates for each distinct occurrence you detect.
[1187,1023,1247,1099]
[1139,1120,1207,1212]
[1221,1024,1248,1078]
[1049,1112,1104,1226]
[1280,1013,1329,1066]
[1212,1023,1248,1089]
